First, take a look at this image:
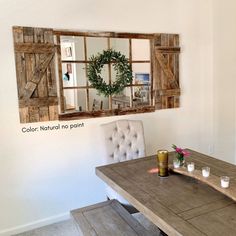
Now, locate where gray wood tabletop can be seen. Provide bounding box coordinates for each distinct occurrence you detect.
[96,149,236,236]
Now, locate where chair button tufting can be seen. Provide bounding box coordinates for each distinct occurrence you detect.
[109,137,112,141]
[121,135,125,140]
[136,150,139,154]
[134,133,137,138]
[110,153,114,158]
[117,144,120,149]
[129,142,132,147]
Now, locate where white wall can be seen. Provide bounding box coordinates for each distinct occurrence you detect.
[212,0,236,163]
[0,0,213,235]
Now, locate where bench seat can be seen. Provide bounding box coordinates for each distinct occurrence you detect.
[71,200,156,236]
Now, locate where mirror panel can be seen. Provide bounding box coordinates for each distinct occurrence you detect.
[132,63,151,84]
[87,37,108,58]
[62,63,87,87]
[112,87,131,109]
[76,90,87,111]
[61,36,85,61]
[88,64,109,85]
[64,89,76,110]
[132,39,150,60]
[89,89,109,111]
[58,33,154,116]
[133,85,150,107]
[110,38,129,58]
[64,89,87,111]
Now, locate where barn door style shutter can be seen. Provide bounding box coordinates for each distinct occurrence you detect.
[13,26,58,123]
[152,34,180,109]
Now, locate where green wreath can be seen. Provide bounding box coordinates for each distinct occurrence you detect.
[87,49,133,97]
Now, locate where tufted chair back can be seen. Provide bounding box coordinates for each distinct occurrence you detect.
[101,120,146,212]
[101,120,146,164]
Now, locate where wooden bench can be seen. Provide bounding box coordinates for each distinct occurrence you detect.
[71,200,156,236]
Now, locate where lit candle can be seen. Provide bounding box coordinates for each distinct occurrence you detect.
[187,162,195,172]
[202,167,210,177]
[157,150,169,177]
[221,176,230,188]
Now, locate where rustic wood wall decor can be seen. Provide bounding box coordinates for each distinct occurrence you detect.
[13,26,58,123]
[13,27,180,123]
[153,34,180,109]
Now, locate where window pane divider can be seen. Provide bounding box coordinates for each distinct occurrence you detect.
[83,36,89,111]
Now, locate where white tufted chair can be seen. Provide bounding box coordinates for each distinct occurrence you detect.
[101,119,146,212]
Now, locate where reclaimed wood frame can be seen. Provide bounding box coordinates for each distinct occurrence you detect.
[54,30,180,120]
[13,26,59,123]
[13,27,180,122]
[54,30,155,119]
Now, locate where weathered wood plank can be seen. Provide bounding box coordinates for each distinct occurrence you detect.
[185,149,236,178]
[14,42,55,53]
[155,46,180,54]
[39,106,49,122]
[13,27,26,99]
[71,200,155,236]
[19,107,29,123]
[49,105,59,121]
[13,26,59,123]
[54,30,155,39]
[156,88,180,96]
[113,157,223,213]
[23,27,36,98]
[188,204,236,236]
[35,28,48,100]
[58,106,155,121]
[155,53,179,89]
[37,53,48,97]
[153,34,180,110]
[28,106,39,123]
[150,39,154,105]
[22,53,54,99]
[23,27,40,122]
[178,197,233,220]
[44,29,58,97]
[170,166,236,202]
[19,96,58,107]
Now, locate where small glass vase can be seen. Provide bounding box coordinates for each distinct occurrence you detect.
[173,154,185,168]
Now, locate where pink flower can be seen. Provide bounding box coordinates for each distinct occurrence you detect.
[172,144,190,157]
[182,150,190,157]
[175,147,183,153]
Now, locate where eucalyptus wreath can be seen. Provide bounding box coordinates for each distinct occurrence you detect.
[87,49,133,97]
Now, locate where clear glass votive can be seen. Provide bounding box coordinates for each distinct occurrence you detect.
[187,162,195,172]
[173,158,180,168]
[221,176,230,188]
[202,167,210,177]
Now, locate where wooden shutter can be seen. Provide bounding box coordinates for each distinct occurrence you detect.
[13,26,58,123]
[152,34,180,109]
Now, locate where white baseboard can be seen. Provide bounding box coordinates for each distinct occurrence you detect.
[0,212,70,236]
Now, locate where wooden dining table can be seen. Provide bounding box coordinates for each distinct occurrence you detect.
[96,149,236,236]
